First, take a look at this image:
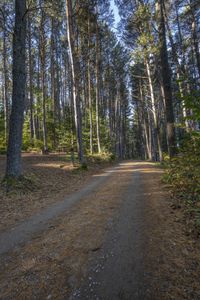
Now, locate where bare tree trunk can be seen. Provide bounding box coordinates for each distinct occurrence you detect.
[35,53,40,140]
[66,0,84,164]
[2,2,9,145]
[6,0,26,177]
[146,59,163,161]
[28,16,35,141]
[148,110,153,160]
[115,81,121,157]
[191,18,200,79]
[3,23,9,144]
[165,6,189,131]
[157,0,176,158]
[139,79,152,160]
[87,16,93,154]
[55,26,61,126]
[95,16,101,154]
[40,8,48,153]
[50,17,57,148]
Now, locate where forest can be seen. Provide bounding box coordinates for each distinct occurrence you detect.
[0,0,199,176]
[0,0,200,299]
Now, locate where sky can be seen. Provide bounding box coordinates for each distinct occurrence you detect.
[110,0,121,32]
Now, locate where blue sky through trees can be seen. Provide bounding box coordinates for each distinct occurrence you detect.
[110,0,120,31]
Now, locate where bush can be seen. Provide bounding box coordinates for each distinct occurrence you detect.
[109,153,116,161]
[0,147,7,155]
[164,132,200,203]
[87,152,116,164]
[0,137,7,154]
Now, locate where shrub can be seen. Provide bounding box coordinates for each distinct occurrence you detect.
[0,147,7,155]
[164,132,200,203]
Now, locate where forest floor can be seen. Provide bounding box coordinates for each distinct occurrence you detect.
[0,153,114,233]
[0,157,200,299]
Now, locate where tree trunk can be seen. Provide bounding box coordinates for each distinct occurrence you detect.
[40,9,48,153]
[191,17,200,79]
[146,59,163,161]
[165,5,189,131]
[139,79,152,160]
[3,21,9,144]
[87,16,93,154]
[50,17,57,148]
[35,53,41,140]
[157,0,176,158]
[6,0,26,177]
[28,16,35,141]
[66,0,84,164]
[95,16,101,154]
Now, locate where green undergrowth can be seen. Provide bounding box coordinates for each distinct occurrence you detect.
[87,152,116,163]
[72,153,116,172]
[163,133,200,235]
[72,162,88,172]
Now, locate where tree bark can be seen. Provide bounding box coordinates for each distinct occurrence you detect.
[146,58,163,161]
[87,16,93,154]
[3,20,9,144]
[28,16,35,141]
[6,0,26,177]
[66,0,84,164]
[139,79,152,160]
[191,17,200,79]
[157,0,176,158]
[40,8,48,153]
[165,4,189,131]
[50,17,57,148]
[95,15,101,154]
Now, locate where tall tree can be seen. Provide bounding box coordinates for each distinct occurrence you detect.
[6,0,26,177]
[95,8,101,154]
[156,0,176,157]
[39,4,48,153]
[66,0,84,164]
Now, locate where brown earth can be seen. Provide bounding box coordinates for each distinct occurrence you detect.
[0,153,114,233]
[0,160,200,299]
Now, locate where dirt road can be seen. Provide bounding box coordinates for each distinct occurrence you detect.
[1,161,199,299]
[70,162,165,300]
[0,165,114,255]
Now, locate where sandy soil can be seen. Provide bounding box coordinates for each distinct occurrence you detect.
[0,161,200,299]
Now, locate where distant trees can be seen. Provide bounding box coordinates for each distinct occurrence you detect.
[116,0,200,161]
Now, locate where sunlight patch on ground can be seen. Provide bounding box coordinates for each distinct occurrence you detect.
[119,162,156,166]
[111,169,134,172]
[93,162,163,177]
[132,168,163,173]
[32,162,73,170]
[92,173,112,178]
[105,169,163,174]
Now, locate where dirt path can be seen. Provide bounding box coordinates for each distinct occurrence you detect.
[0,164,117,255]
[69,162,164,300]
[0,153,115,233]
[1,161,200,299]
